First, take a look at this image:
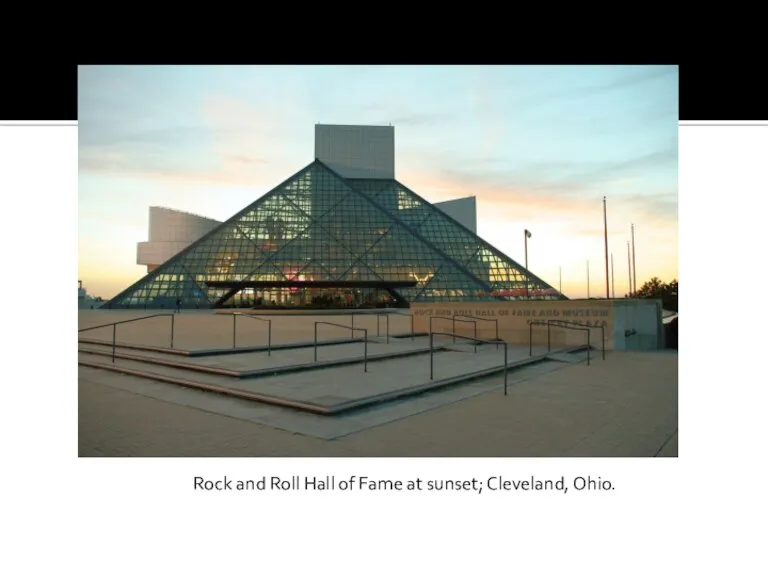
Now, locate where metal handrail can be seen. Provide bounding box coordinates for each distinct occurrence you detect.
[232,314,272,356]
[455,314,499,349]
[429,331,509,394]
[314,321,368,372]
[78,313,175,363]
[393,311,414,340]
[429,315,478,348]
[350,311,390,344]
[528,320,591,366]
[547,319,605,360]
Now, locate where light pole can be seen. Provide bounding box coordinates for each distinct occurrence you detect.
[603,196,610,299]
[627,240,632,297]
[631,223,637,294]
[524,229,532,299]
[587,260,590,299]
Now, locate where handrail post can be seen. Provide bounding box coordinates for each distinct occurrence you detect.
[529,321,533,356]
[411,313,414,341]
[268,319,272,357]
[386,314,389,344]
[351,313,355,331]
[495,319,499,349]
[377,314,381,337]
[504,342,508,395]
[474,322,477,354]
[601,325,605,360]
[430,332,434,380]
[233,314,237,349]
[452,317,456,343]
[587,331,591,366]
[547,322,551,352]
[363,328,368,373]
[314,322,318,363]
[170,314,175,349]
[112,324,116,363]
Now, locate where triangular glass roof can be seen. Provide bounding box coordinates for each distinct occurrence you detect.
[106,160,564,308]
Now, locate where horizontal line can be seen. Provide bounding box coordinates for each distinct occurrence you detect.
[0,122,77,127]
[679,122,768,126]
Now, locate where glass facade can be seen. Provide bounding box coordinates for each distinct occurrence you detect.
[106,161,564,309]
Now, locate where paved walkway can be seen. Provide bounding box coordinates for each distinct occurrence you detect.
[79,350,677,457]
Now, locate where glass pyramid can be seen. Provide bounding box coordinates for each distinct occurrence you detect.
[106,160,564,309]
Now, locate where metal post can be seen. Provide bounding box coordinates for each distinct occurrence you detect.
[267,319,272,357]
[112,324,116,363]
[601,325,605,360]
[314,323,318,363]
[411,313,414,341]
[529,322,533,356]
[386,314,389,344]
[631,223,637,294]
[363,328,368,373]
[351,313,355,331]
[170,314,175,349]
[524,229,531,299]
[233,314,237,349]
[495,319,499,349]
[429,332,434,380]
[603,196,610,299]
[503,343,508,396]
[587,260,590,299]
[474,322,477,354]
[587,331,591,366]
[377,314,381,337]
[547,322,551,352]
[627,240,632,297]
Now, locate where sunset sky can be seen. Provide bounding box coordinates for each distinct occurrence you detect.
[78,65,678,299]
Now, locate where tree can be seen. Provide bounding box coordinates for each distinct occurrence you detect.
[635,277,678,312]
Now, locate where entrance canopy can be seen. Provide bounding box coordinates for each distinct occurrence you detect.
[205,280,418,308]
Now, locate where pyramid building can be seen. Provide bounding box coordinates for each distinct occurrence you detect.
[105,125,564,309]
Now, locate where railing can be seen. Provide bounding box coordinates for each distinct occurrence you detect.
[429,315,477,348]
[232,314,272,356]
[350,312,390,344]
[78,313,175,363]
[528,320,591,366]
[429,331,509,394]
[547,319,605,360]
[314,321,368,372]
[455,314,499,349]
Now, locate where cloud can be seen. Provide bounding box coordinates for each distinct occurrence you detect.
[516,66,678,109]
[408,147,677,202]
[79,95,283,187]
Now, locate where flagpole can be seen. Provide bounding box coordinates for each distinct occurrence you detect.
[587,260,590,299]
[631,224,637,294]
[627,240,632,297]
[603,196,609,299]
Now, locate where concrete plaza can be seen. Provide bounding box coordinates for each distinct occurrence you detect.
[78,310,678,457]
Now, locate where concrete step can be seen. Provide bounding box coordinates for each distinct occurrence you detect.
[78,341,451,379]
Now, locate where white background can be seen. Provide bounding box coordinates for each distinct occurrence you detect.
[0,121,766,575]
